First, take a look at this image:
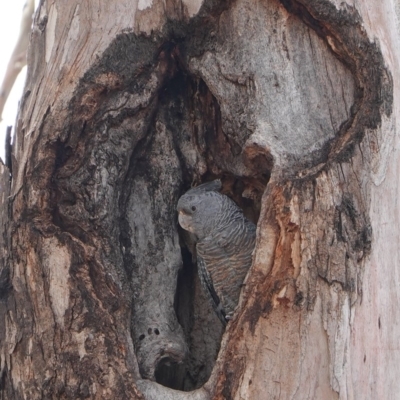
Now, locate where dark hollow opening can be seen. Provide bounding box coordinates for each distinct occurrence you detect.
[171,176,266,391]
[115,44,272,391]
[150,67,269,391]
[154,357,187,391]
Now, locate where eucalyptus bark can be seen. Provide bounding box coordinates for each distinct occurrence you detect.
[0,0,35,121]
[0,0,399,399]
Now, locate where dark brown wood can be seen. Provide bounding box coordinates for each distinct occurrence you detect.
[0,160,10,394]
[0,160,10,292]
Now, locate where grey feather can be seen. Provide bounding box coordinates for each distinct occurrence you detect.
[184,179,222,195]
[177,180,256,324]
[196,254,227,325]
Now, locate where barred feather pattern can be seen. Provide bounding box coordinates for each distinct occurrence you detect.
[177,180,256,324]
[196,195,256,324]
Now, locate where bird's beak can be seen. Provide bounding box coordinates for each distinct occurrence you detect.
[178,211,190,231]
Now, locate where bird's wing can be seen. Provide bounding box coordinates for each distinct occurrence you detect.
[197,229,241,319]
[196,253,227,326]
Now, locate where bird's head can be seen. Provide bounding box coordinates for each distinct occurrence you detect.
[177,180,224,240]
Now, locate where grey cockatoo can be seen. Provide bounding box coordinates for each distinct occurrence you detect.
[177,180,256,325]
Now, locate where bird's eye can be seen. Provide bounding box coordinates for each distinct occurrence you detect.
[191,206,196,211]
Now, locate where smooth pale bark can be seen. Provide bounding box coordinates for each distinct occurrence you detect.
[0,0,399,399]
[0,0,35,121]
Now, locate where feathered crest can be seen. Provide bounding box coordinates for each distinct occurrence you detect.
[185,179,222,195]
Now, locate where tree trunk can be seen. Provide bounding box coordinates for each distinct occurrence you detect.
[0,0,399,399]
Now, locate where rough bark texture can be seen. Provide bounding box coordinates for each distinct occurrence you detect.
[0,160,10,396]
[0,0,399,399]
[0,161,10,296]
